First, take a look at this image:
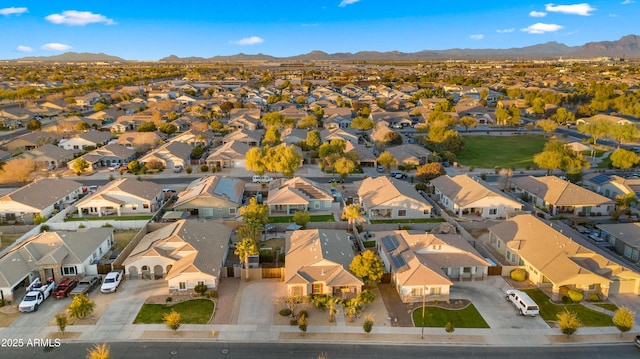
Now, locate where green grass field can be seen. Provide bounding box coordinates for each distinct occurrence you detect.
[523,289,613,326]
[456,135,547,169]
[369,218,446,224]
[133,299,214,324]
[412,303,490,328]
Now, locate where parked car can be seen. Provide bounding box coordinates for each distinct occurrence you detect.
[52,277,79,299]
[505,289,539,317]
[635,333,640,348]
[101,270,123,293]
[376,165,385,173]
[19,278,55,312]
[70,275,102,297]
[173,165,183,173]
[390,171,407,179]
[252,175,273,183]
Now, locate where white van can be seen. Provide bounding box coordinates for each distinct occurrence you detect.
[252,175,273,183]
[505,289,539,317]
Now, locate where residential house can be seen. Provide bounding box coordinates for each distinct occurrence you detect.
[356,176,432,220]
[139,141,192,170]
[596,223,640,262]
[55,116,103,133]
[385,144,432,166]
[511,176,615,216]
[370,121,397,145]
[376,230,490,303]
[0,178,83,224]
[205,140,251,169]
[116,131,166,152]
[19,143,73,170]
[222,128,264,147]
[582,174,640,203]
[228,108,261,131]
[122,219,233,290]
[111,115,154,133]
[0,228,115,302]
[345,141,376,168]
[488,214,640,300]
[430,175,523,219]
[3,131,62,152]
[320,127,359,144]
[69,143,136,170]
[284,229,363,298]
[171,129,214,147]
[75,178,164,217]
[172,176,245,219]
[74,92,102,108]
[267,177,337,215]
[576,114,634,126]
[370,111,412,128]
[0,107,29,128]
[58,131,113,151]
[281,128,309,145]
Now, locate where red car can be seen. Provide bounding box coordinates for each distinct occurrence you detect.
[52,278,79,298]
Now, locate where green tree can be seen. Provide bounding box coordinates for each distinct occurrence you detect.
[293,211,310,228]
[26,119,41,131]
[343,298,362,323]
[536,119,558,135]
[163,310,182,332]
[246,147,267,176]
[363,313,374,334]
[235,237,259,281]
[557,309,582,337]
[351,117,375,131]
[608,123,640,147]
[86,343,110,359]
[550,107,575,124]
[68,294,95,320]
[298,313,308,336]
[306,129,322,149]
[262,112,286,128]
[533,140,590,175]
[275,145,303,178]
[93,102,108,112]
[75,122,91,131]
[239,197,270,230]
[334,156,355,182]
[615,193,638,212]
[445,321,455,339]
[578,119,611,145]
[73,158,91,176]
[613,306,635,336]
[416,162,446,182]
[349,250,384,284]
[376,151,397,173]
[297,114,317,129]
[263,126,281,146]
[158,122,177,135]
[209,120,223,132]
[137,121,157,132]
[342,204,366,233]
[610,148,639,170]
[458,116,477,132]
[127,160,142,173]
[383,131,403,146]
[56,313,68,335]
[194,283,208,297]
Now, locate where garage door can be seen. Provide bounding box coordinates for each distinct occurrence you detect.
[234,159,246,169]
[201,208,214,218]
[617,278,638,294]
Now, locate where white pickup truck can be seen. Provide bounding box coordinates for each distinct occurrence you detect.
[19,278,56,313]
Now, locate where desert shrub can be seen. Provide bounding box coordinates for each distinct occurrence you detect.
[415,183,427,191]
[567,289,584,303]
[510,268,527,282]
[185,165,192,174]
[279,308,292,317]
[200,165,209,172]
[208,290,218,299]
[40,224,50,232]
[298,310,309,318]
[588,293,600,302]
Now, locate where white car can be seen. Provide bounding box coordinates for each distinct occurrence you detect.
[101,271,123,293]
[252,175,273,183]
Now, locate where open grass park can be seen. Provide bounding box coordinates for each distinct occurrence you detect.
[456,135,547,169]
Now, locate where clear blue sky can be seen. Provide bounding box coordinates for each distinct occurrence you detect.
[0,1,638,60]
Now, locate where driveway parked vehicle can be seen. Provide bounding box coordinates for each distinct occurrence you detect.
[101,270,123,293]
[70,275,102,297]
[52,277,79,299]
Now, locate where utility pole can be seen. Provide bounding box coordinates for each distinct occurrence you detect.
[421,285,426,339]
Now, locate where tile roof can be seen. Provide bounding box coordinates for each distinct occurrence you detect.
[0,178,82,210]
[173,176,245,208]
[430,174,521,208]
[511,176,613,206]
[357,176,432,210]
[267,177,332,206]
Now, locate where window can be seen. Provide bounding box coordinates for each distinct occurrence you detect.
[62,266,77,276]
[179,282,186,290]
[398,210,406,217]
[411,287,423,296]
[143,203,149,209]
[197,281,204,286]
[588,284,596,290]
[506,251,511,261]
[312,283,323,294]
[142,265,149,271]
[624,245,633,258]
[292,286,303,296]
[429,287,441,296]
[463,267,471,273]
[423,209,430,215]
[229,208,236,215]
[132,205,137,210]
[489,208,497,215]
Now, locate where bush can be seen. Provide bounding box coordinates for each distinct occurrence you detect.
[40,224,50,232]
[200,165,209,172]
[279,308,292,317]
[401,225,412,230]
[298,310,309,318]
[278,252,286,264]
[567,289,584,303]
[194,283,208,297]
[358,289,376,304]
[510,268,527,282]
[561,296,572,304]
[185,165,192,174]
[588,293,600,302]
[208,290,218,299]
[290,318,298,325]
[415,183,427,191]
[259,249,275,263]
[166,297,173,303]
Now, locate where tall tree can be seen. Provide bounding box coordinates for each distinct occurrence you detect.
[246,147,267,176]
[533,140,590,175]
[608,123,640,147]
[234,237,259,281]
[536,119,558,135]
[158,123,177,135]
[73,158,91,176]
[275,145,303,178]
[351,117,375,131]
[578,119,611,145]
[376,151,397,173]
[263,126,281,147]
[137,121,157,132]
[342,204,366,233]
[334,156,355,182]
[68,294,95,320]
[458,116,477,132]
[305,129,322,149]
[416,162,446,182]
[349,250,384,284]
[610,148,639,170]
[26,119,41,131]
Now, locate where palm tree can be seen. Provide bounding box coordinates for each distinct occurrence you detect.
[342,204,366,234]
[234,238,258,281]
[327,296,341,323]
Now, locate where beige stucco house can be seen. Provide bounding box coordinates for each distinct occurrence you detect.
[172,176,245,219]
[267,177,337,215]
[356,176,432,220]
[75,178,164,217]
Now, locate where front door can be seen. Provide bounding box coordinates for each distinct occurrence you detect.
[44,267,55,282]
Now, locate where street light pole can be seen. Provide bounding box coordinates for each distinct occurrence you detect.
[421,285,426,339]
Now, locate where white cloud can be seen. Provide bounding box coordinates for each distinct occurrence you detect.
[470,34,484,40]
[301,23,319,27]
[529,11,547,17]
[41,43,71,51]
[545,3,596,16]
[16,45,32,52]
[339,0,360,7]
[521,23,563,34]
[0,7,27,16]
[45,10,115,26]
[621,0,634,4]
[231,36,264,45]
[496,28,515,33]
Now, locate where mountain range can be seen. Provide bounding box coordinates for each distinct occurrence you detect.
[10,35,640,63]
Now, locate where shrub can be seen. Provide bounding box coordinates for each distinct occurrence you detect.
[259,249,275,263]
[185,165,192,174]
[200,165,209,172]
[480,173,487,181]
[567,289,584,303]
[298,309,309,318]
[561,296,572,304]
[468,166,475,172]
[279,308,292,317]
[102,223,113,228]
[40,224,50,232]
[194,283,208,297]
[401,225,412,230]
[78,224,86,229]
[358,289,376,304]
[588,293,601,302]
[278,253,286,264]
[208,290,218,299]
[510,268,527,282]
[415,183,427,191]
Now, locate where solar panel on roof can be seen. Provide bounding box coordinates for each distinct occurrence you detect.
[589,174,611,185]
[391,254,406,269]
[380,235,399,251]
[213,177,241,202]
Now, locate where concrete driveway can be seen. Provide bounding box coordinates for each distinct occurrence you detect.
[95,279,165,326]
[237,281,286,326]
[450,276,549,330]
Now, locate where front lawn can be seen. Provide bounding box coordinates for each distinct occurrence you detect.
[457,135,547,169]
[369,218,446,224]
[66,215,153,222]
[268,215,335,223]
[523,289,613,326]
[412,303,490,328]
[592,303,618,312]
[133,299,214,324]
